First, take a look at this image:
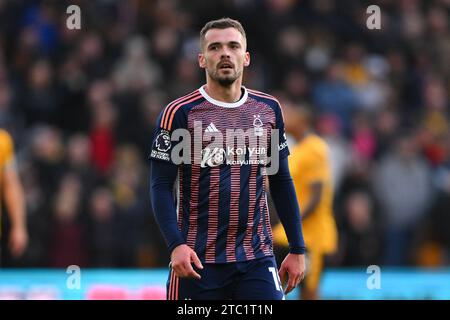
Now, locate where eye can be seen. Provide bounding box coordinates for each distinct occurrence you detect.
[230,44,239,49]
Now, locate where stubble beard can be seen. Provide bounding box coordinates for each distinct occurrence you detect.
[208,68,242,87]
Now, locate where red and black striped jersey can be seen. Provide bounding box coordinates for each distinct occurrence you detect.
[149,86,289,263]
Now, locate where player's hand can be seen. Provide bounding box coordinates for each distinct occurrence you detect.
[170,244,204,279]
[279,253,305,294]
[9,225,28,258]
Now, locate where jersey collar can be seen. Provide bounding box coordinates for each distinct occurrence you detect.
[199,85,248,108]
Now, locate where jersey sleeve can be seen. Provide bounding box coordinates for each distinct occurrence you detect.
[268,156,306,254]
[274,101,290,159]
[148,105,187,164]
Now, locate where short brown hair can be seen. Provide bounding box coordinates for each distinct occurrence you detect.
[200,18,247,50]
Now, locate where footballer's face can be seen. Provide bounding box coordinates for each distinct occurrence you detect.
[198,28,250,86]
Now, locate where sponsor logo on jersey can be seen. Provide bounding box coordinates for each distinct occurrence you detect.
[201,147,226,168]
[204,122,220,133]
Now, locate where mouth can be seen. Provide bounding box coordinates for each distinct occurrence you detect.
[218,62,234,70]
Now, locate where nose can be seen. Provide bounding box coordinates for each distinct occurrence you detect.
[220,47,231,58]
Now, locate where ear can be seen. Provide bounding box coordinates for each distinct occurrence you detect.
[244,52,250,67]
[198,53,206,69]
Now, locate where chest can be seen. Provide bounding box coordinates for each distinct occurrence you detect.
[186,103,277,166]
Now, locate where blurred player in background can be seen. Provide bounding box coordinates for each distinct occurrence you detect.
[0,129,28,265]
[149,18,306,300]
[273,104,338,300]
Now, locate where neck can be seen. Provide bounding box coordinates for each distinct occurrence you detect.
[204,78,243,103]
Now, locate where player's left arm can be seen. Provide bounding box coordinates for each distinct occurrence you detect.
[2,149,28,258]
[267,101,306,294]
[268,157,306,294]
[268,157,305,254]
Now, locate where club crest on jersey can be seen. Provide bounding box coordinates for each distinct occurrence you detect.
[253,115,263,136]
[155,130,171,152]
[201,147,226,168]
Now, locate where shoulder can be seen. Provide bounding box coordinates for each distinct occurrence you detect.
[247,88,285,121]
[158,89,204,130]
[247,88,281,108]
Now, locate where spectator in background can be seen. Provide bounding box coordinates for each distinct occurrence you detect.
[0,79,25,140]
[56,50,91,134]
[167,55,201,98]
[336,191,382,267]
[316,113,351,192]
[87,187,117,267]
[151,27,180,81]
[110,145,145,267]
[313,62,358,134]
[113,36,161,94]
[426,6,450,79]
[274,25,305,77]
[48,173,88,267]
[29,126,65,204]
[22,59,59,126]
[374,108,399,160]
[19,157,47,267]
[419,76,449,167]
[21,2,59,57]
[65,133,98,228]
[21,126,65,266]
[89,98,117,176]
[283,68,310,103]
[76,32,109,80]
[351,111,377,165]
[66,134,98,190]
[357,55,391,114]
[342,43,369,89]
[374,130,433,265]
[417,136,450,266]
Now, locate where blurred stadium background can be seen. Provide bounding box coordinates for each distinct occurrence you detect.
[0,0,450,299]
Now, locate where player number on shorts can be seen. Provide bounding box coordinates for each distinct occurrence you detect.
[268,267,282,291]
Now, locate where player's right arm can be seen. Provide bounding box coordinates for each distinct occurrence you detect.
[150,161,203,279]
[148,103,203,279]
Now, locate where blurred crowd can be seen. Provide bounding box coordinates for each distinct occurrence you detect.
[0,0,449,268]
